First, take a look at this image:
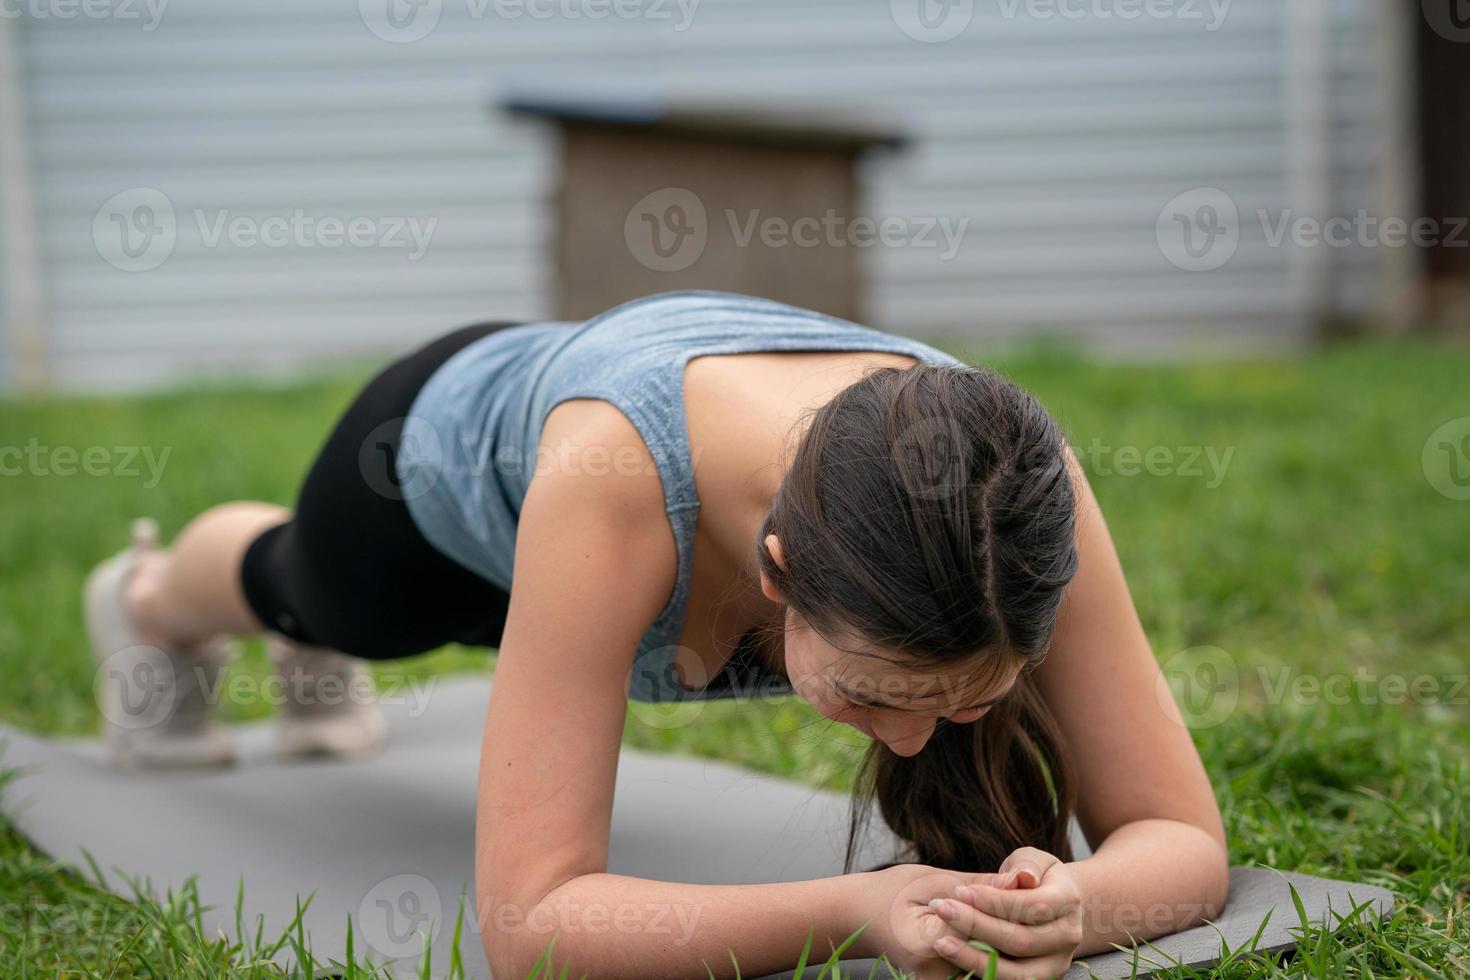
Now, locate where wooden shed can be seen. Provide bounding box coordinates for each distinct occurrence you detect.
[503,94,906,324]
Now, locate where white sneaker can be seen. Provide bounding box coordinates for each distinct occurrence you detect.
[267,636,385,760]
[83,518,235,769]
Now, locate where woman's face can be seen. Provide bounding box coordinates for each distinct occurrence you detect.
[778,611,1021,757]
[760,533,1021,756]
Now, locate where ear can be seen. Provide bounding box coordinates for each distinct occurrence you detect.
[759,533,787,604]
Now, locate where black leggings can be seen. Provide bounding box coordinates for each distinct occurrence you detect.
[239,322,523,660]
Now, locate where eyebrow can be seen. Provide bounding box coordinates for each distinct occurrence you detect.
[833,677,1011,713]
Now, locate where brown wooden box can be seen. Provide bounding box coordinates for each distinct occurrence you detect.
[504,97,906,323]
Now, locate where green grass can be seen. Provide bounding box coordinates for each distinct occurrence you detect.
[0,340,1466,977]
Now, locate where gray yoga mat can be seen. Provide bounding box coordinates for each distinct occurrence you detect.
[0,676,1392,978]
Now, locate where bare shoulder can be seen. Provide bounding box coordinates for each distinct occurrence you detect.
[508,395,679,646]
[537,397,671,519]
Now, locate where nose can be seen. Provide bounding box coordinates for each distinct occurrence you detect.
[869,713,936,757]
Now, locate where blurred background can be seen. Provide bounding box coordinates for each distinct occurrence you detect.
[1,0,1466,392]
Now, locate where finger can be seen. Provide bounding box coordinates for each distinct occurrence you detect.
[991,954,1076,980]
[953,871,1017,899]
[931,935,1074,980]
[931,935,1002,978]
[991,869,1036,890]
[956,881,1081,926]
[930,900,1081,961]
[997,847,1058,889]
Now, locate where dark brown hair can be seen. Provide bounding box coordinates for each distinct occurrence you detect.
[756,362,1080,873]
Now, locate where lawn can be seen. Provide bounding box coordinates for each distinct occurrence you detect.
[0,340,1466,977]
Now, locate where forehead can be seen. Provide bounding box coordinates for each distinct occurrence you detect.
[821,631,1022,711]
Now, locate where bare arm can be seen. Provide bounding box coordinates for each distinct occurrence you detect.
[475,403,867,979]
[1034,447,1230,955]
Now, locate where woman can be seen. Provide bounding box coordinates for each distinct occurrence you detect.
[84,290,1228,979]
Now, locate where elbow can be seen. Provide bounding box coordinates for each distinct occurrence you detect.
[1198,832,1231,922]
[485,937,532,980]
[481,904,543,980]
[478,875,581,979]
[478,894,522,980]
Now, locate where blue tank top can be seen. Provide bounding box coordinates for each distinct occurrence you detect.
[397,290,969,703]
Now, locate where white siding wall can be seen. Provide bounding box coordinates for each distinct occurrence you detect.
[5,0,1384,391]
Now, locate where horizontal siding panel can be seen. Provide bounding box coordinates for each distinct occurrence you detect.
[54,297,549,354]
[41,208,544,262]
[48,252,540,311]
[33,161,550,212]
